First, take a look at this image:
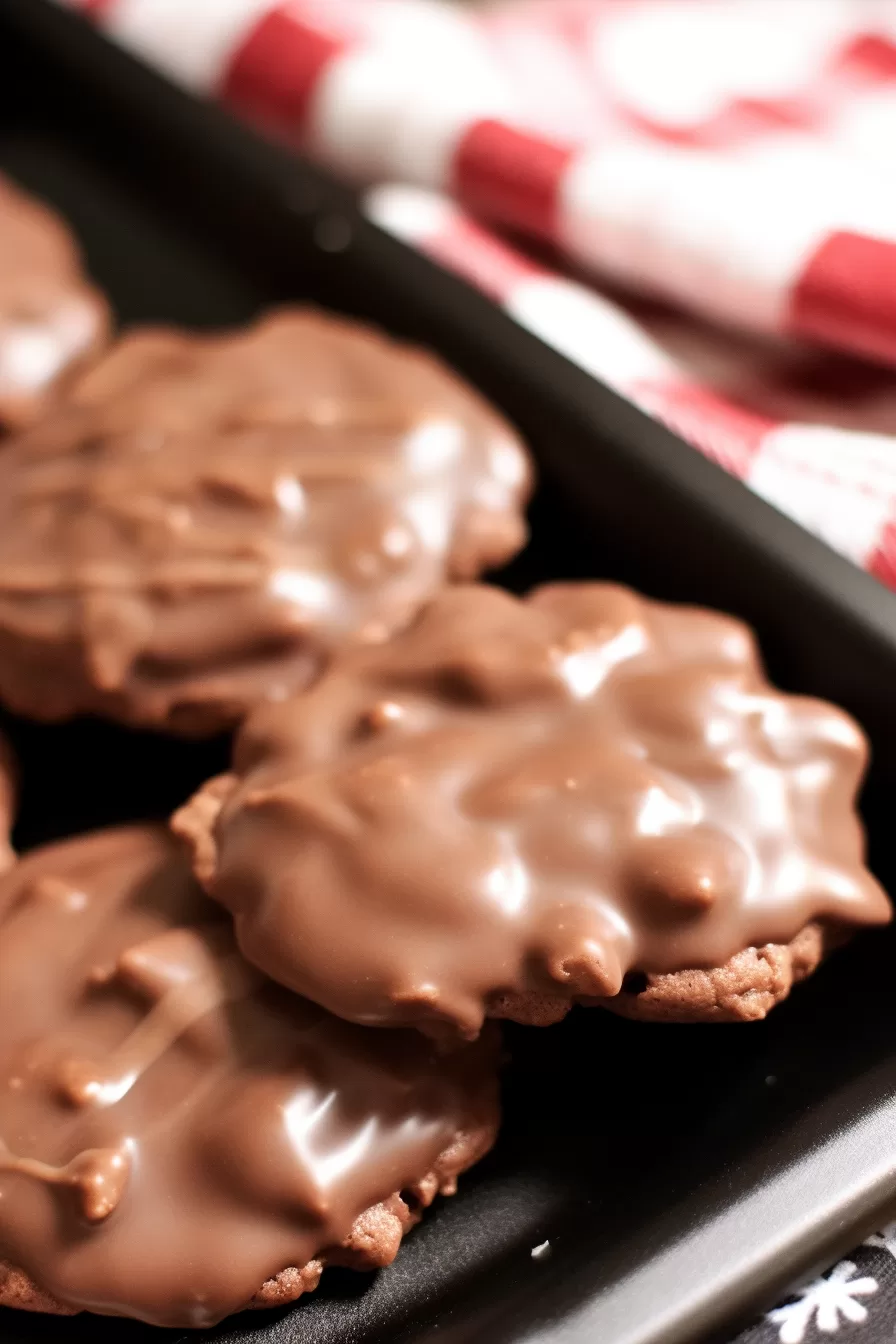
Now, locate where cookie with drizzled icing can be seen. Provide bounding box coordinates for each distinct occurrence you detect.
[0,175,108,432]
[0,826,499,1326]
[0,310,530,735]
[176,583,891,1038]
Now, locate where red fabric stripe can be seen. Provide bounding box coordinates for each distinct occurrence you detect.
[789,231,896,368]
[837,33,896,82]
[80,0,117,15]
[867,520,896,588]
[425,217,540,301]
[634,382,775,480]
[221,7,344,129]
[452,120,575,240]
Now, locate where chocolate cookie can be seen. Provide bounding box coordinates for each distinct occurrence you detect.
[0,175,108,431]
[0,826,499,1326]
[175,583,890,1038]
[0,311,530,735]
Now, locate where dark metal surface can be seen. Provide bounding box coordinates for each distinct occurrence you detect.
[0,5,895,1343]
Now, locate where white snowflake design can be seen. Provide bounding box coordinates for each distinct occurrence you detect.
[864,1222,896,1261]
[767,1260,878,1343]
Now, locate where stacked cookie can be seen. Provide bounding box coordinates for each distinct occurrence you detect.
[0,827,500,1327]
[0,308,529,733]
[175,583,888,1038]
[0,178,889,1329]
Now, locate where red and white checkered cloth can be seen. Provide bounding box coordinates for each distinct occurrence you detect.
[57,0,896,587]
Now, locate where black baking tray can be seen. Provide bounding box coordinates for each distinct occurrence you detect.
[2,5,896,1343]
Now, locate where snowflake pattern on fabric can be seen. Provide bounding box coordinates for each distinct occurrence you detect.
[732,1228,896,1344]
[766,1262,878,1342]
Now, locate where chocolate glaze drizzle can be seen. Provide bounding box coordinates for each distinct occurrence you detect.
[177,583,891,1038]
[0,826,499,1325]
[0,311,530,733]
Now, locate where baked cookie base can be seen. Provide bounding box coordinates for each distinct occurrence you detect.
[488,923,836,1027]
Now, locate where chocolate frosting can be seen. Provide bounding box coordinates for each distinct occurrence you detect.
[0,175,108,431]
[0,311,530,734]
[0,826,499,1325]
[176,583,891,1038]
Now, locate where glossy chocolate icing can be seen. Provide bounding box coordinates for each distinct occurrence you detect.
[0,826,499,1326]
[0,311,530,734]
[0,175,108,431]
[177,583,891,1038]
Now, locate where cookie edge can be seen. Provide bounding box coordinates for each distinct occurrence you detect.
[0,1114,498,1320]
[488,922,839,1026]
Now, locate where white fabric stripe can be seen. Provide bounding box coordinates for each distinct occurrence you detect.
[308,10,513,186]
[365,183,457,240]
[102,0,274,91]
[593,0,855,131]
[310,48,508,185]
[747,424,896,565]
[560,142,827,332]
[560,133,896,335]
[303,3,512,182]
[828,89,896,168]
[505,277,677,390]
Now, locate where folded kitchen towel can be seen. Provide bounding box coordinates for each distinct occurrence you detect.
[56,0,896,585]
